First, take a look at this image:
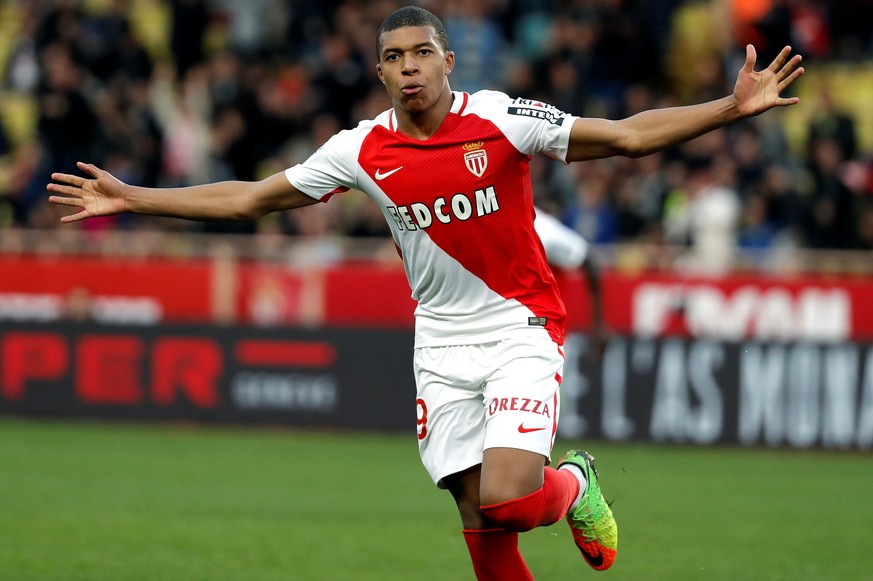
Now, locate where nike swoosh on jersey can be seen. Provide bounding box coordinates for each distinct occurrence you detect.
[517,423,547,433]
[374,167,403,180]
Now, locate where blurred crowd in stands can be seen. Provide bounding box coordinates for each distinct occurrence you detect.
[1,0,873,266]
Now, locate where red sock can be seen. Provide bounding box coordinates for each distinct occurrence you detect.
[463,529,534,581]
[479,467,580,532]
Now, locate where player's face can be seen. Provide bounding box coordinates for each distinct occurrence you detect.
[377,26,454,116]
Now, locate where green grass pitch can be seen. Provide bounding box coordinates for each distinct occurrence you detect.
[1,418,870,580]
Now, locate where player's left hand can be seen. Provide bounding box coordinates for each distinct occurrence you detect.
[732,45,804,117]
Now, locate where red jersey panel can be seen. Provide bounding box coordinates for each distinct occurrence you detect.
[285,90,578,347]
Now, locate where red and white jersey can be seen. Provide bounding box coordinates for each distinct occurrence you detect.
[285,90,579,347]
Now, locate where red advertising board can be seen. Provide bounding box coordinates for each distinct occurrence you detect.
[592,271,873,342]
[2,254,872,341]
[0,255,213,323]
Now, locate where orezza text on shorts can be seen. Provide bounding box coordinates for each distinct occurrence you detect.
[488,396,552,419]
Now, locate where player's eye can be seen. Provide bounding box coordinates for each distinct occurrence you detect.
[419,49,432,56]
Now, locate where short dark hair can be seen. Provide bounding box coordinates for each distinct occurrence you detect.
[376,6,449,57]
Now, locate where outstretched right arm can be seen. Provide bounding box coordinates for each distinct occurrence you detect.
[48,161,317,223]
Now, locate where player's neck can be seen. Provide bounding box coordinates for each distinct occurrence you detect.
[395,89,454,141]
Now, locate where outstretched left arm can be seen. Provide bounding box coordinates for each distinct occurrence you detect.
[566,45,804,162]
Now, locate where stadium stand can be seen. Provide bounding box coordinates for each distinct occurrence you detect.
[0,0,872,271]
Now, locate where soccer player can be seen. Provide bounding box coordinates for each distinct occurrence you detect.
[48,6,803,578]
[535,207,608,363]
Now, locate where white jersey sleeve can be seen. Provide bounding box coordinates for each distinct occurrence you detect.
[283,119,384,199]
[466,90,576,162]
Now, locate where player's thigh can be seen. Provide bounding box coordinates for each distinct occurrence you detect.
[480,335,565,498]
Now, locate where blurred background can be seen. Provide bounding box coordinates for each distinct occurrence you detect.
[1,0,872,444]
[1,2,872,579]
[1,0,872,265]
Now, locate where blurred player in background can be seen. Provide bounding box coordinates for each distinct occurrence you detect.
[535,207,608,362]
[48,6,803,579]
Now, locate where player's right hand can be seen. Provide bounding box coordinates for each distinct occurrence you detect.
[48,161,128,223]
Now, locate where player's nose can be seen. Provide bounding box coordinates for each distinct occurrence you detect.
[401,55,419,74]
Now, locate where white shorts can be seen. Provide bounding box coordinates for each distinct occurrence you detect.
[414,335,565,488]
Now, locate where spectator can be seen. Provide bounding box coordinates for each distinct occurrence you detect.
[443,0,508,93]
[169,0,209,80]
[310,33,370,129]
[738,192,779,250]
[670,155,742,275]
[3,3,41,92]
[25,42,98,222]
[755,163,806,245]
[565,161,619,245]
[856,204,873,250]
[806,85,858,164]
[806,137,857,248]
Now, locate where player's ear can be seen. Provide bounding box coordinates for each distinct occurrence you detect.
[445,50,455,75]
[376,63,385,84]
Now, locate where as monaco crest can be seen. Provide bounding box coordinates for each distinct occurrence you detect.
[463,141,487,177]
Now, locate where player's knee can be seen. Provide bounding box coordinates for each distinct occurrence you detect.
[445,472,490,530]
[458,505,489,530]
[478,476,538,509]
[450,491,483,528]
[479,488,543,532]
